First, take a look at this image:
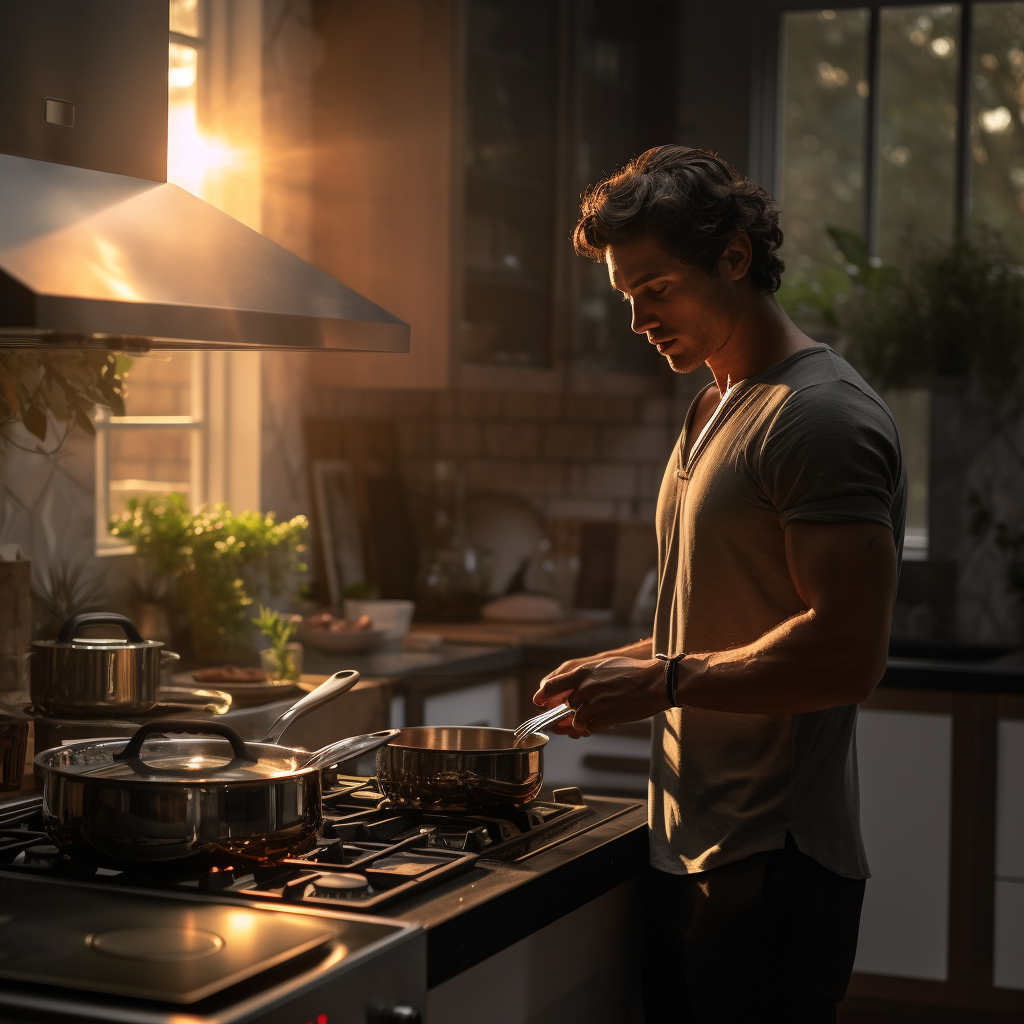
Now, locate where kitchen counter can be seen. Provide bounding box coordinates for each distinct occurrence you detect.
[302,641,523,681]
[377,795,649,988]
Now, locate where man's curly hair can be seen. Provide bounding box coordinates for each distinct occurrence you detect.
[573,145,785,293]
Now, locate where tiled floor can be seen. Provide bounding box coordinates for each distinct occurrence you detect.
[839,996,1023,1022]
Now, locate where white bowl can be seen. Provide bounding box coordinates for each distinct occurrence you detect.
[343,599,415,642]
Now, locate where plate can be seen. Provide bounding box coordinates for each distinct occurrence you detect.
[295,625,385,654]
[173,673,306,708]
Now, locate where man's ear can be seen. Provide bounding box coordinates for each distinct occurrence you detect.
[720,232,752,282]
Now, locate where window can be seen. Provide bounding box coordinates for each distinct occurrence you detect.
[97,0,262,551]
[775,2,1024,559]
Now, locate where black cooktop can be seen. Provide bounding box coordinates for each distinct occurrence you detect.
[0,776,640,916]
[0,872,400,1005]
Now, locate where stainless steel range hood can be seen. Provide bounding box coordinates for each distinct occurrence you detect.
[0,0,410,354]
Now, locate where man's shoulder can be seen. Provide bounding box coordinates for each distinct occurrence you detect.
[758,347,893,427]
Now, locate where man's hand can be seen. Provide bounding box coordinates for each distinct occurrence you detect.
[532,645,669,738]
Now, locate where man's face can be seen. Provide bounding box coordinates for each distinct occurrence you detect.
[605,235,743,374]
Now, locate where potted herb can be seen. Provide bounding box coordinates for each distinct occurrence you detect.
[252,605,302,681]
[110,494,308,664]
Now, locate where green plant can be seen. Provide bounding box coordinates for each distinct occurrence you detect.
[0,350,129,452]
[110,494,308,660]
[829,227,1024,397]
[252,604,300,680]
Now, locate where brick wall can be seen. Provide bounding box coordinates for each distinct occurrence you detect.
[304,374,711,526]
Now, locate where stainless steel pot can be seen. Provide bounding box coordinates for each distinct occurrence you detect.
[35,670,397,869]
[375,726,549,812]
[30,612,180,718]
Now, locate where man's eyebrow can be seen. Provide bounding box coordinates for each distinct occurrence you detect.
[625,271,665,290]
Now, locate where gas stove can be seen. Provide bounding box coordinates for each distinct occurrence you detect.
[0,775,638,915]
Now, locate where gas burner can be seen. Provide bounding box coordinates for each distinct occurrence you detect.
[0,778,636,915]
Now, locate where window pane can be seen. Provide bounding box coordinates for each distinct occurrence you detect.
[168,41,201,193]
[970,3,1024,258]
[108,428,193,517]
[778,9,870,335]
[877,6,961,263]
[169,0,200,37]
[120,354,194,417]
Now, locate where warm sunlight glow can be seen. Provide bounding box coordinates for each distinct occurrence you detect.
[168,99,241,197]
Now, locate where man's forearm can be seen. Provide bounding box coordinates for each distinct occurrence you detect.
[676,609,886,715]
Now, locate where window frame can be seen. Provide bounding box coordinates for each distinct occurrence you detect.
[755,0,984,251]
[94,352,208,555]
[96,7,210,555]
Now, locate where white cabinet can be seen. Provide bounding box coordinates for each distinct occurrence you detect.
[422,680,506,728]
[994,719,1024,990]
[854,708,953,981]
[542,731,650,796]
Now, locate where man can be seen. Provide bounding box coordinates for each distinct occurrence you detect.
[533,146,906,1022]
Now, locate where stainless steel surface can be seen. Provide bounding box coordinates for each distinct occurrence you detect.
[0,0,167,180]
[512,702,572,744]
[29,612,178,717]
[262,670,360,743]
[0,1,410,354]
[35,676,399,867]
[376,726,549,812]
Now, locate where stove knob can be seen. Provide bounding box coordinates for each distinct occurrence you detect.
[377,1007,421,1024]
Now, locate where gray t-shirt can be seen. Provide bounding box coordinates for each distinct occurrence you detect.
[649,344,906,880]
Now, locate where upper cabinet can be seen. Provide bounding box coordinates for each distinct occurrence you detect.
[310,0,677,391]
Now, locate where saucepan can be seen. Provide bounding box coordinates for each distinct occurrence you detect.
[375,726,549,812]
[36,670,397,869]
[30,612,181,718]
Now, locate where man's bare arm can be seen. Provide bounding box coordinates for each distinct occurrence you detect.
[533,520,898,734]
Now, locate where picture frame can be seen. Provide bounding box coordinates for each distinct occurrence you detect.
[311,459,365,607]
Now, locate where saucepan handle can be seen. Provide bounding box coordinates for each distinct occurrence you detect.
[113,720,259,764]
[58,612,144,644]
[300,729,400,772]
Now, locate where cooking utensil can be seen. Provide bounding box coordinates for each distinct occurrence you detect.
[375,726,549,812]
[36,669,397,868]
[512,702,573,745]
[30,613,180,718]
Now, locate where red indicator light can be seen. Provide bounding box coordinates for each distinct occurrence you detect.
[318,1016,328,1024]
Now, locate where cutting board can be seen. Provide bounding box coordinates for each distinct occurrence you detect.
[409,619,601,647]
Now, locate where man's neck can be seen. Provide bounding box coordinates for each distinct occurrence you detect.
[705,295,817,394]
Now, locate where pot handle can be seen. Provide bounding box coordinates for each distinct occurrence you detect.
[300,729,399,772]
[58,613,144,644]
[113,720,259,765]
[261,669,361,744]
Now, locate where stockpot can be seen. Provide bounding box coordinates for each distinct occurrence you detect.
[30,612,180,718]
[35,670,397,869]
[375,726,549,812]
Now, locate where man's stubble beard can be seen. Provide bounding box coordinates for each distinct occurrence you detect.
[663,332,722,375]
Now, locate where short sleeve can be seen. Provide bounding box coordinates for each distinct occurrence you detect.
[757,381,903,530]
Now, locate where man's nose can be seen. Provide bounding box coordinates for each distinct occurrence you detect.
[630,298,659,336]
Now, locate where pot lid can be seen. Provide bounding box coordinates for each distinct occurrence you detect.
[37,735,310,784]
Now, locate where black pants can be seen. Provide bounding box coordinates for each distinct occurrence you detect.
[642,834,866,1023]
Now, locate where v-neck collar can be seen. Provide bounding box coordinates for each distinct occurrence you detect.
[676,344,830,477]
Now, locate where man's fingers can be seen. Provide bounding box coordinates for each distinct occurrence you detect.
[533,667,587,704]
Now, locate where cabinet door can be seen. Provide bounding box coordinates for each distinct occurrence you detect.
[423,679,506,728]
[994,719,1024,989]
[854,708,953,981]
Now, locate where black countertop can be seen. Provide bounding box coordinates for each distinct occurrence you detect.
[375,795,649,987]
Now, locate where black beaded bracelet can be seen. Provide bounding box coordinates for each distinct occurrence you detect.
[654,653,682,707]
